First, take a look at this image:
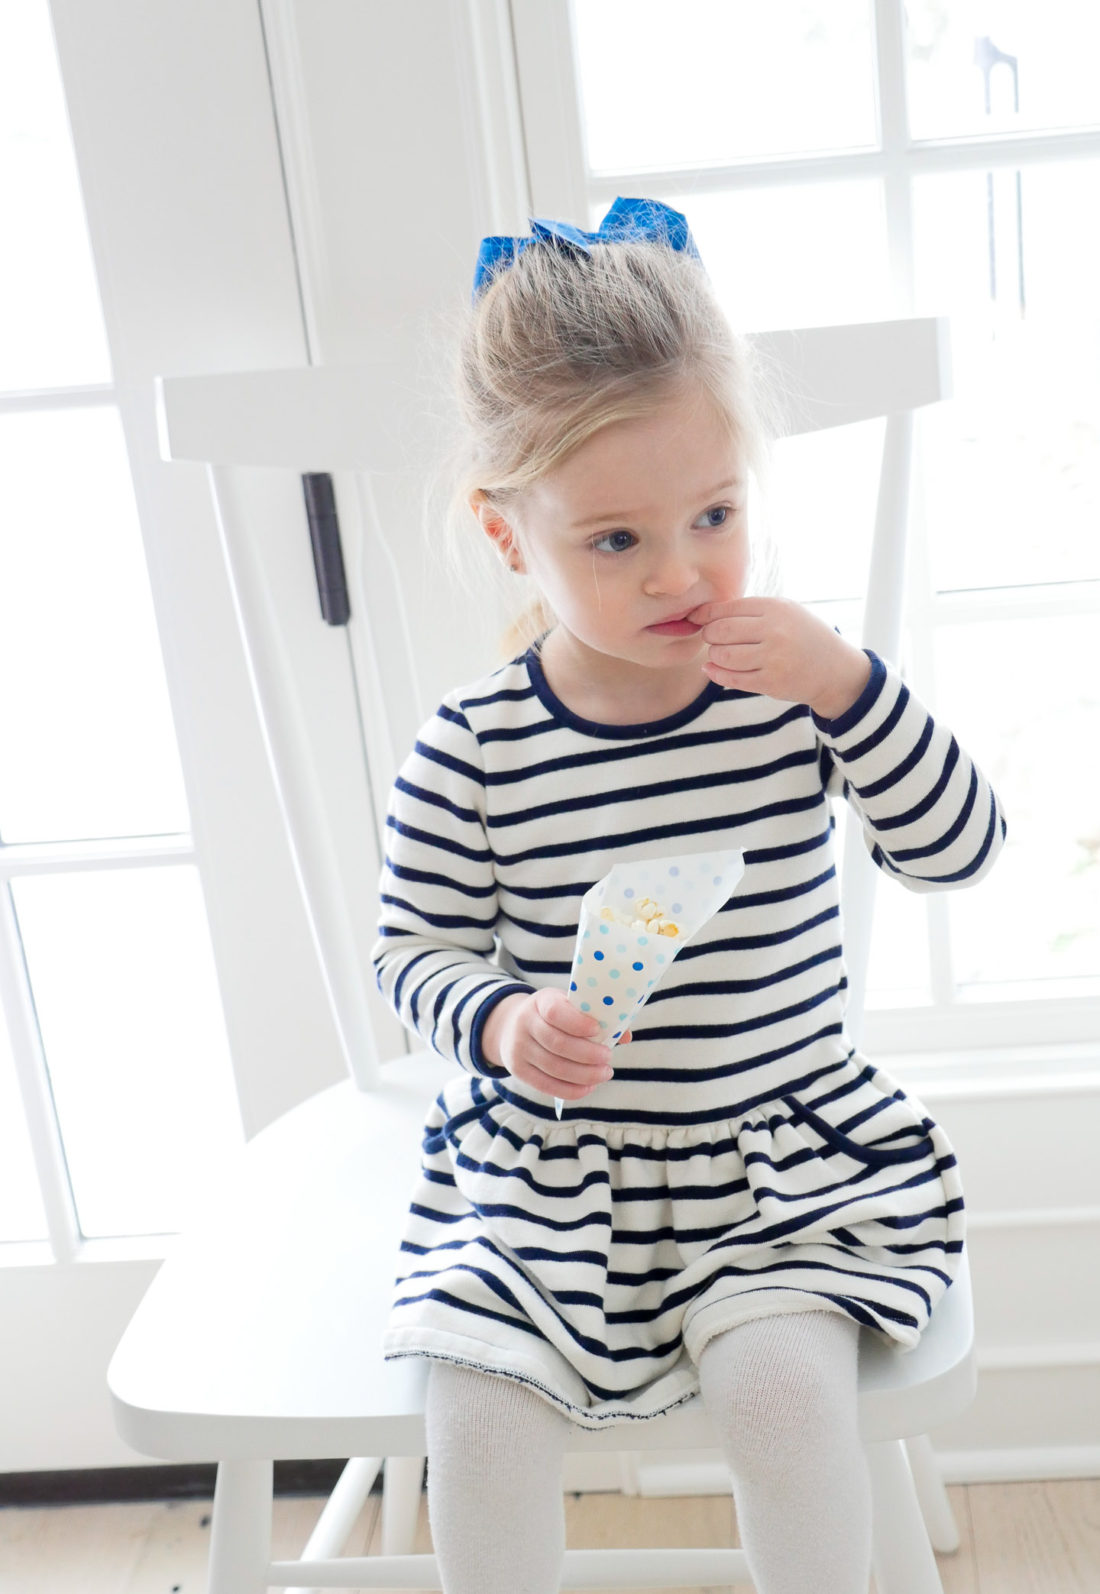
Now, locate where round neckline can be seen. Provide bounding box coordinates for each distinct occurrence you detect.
[525,642,724,739]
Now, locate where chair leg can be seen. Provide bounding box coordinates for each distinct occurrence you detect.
[865,1439,945,1594]
[207,1459,272,1594]
[905,1434,961,1553]
[381,1453,426,1555]
[285,1457,385,1594]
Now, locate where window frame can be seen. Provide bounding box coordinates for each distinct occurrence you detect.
[510,0,1100,1055]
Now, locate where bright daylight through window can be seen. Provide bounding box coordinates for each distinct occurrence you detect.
[0,0,241,1248]
[571,0,1100,1048]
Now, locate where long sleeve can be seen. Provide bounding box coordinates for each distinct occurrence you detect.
[813,650,1006,892]
[371,699,534,1075]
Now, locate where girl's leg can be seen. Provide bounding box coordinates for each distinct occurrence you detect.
[697,1309,872,1594]
[424,1358,570,1594]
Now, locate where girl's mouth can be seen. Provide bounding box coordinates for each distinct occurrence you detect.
[646,613,702,636]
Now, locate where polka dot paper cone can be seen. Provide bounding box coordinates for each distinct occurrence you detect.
[555,848,746,1118]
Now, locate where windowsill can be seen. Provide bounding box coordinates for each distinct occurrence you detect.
[879,1041,1100,1101]
[0,1236,172,1271]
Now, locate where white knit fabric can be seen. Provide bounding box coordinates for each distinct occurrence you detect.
[376,643,1005,1427]
[698,1309,872,1593]
[425,1358,571,1594]
[424,1309,872,1594]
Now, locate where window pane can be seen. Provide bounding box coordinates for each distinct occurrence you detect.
[0,0,111,389]
[0,407,191,842]
[906,0,1100,142]
[865,875,933,1009]
[12,867,244,1238]
[0,998,49,1243]
[832,792,935,1013]
[573,0,877,174]
[810,609,934,1010]
[652,181,892,330]
[913,165,1100,592]
[932,613,1100,997]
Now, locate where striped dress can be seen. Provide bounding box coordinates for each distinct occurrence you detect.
[373,641,1006,1428]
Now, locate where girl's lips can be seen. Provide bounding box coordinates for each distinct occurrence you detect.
[647,616,702,635]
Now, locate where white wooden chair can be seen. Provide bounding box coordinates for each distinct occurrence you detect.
[108,316,973,1591]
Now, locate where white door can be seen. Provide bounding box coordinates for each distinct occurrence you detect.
[0,0,477,1471]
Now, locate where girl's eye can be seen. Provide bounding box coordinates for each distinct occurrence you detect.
[592,529,637,554]
[696,505,729,529]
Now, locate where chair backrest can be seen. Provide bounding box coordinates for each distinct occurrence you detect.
[156,316,951,1088]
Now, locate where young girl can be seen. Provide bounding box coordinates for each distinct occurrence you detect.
[373,197,1005,1594]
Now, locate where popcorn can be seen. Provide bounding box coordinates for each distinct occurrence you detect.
[554,849,746,1117]
[601,902,681,936]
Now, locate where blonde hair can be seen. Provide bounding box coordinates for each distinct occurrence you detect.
[430,234,781,658]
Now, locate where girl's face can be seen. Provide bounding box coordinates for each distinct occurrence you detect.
[483,384,751,688]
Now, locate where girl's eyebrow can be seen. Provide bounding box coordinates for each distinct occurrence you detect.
[572,480,743,530]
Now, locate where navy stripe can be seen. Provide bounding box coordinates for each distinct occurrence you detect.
[375,646,997,1418]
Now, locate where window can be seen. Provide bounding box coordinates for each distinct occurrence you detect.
[0,0,242,1253]
[516,0,1100,1052]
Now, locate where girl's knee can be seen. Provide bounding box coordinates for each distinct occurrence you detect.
[425,1359,569,1467]
[697,1312,860,1474]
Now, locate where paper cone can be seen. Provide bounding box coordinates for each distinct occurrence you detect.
[554,848,745,1117]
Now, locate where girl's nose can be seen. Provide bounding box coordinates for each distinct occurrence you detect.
[643,545,699,596]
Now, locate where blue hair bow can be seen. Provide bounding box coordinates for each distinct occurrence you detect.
[472,195,702,300]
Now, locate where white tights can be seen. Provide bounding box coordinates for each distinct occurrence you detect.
[423,1308,872,1594]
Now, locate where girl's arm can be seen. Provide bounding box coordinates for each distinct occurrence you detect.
[811,648,1006,893]
[370,697,534,1076]
[694,597,1007,893]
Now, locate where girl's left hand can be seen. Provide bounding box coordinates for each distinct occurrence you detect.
[688,596,872,721]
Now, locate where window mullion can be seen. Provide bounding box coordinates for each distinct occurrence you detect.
[0,882,81,1262]
[873,0,915,312]
[509,0,588,219]
[905,428,958,1011]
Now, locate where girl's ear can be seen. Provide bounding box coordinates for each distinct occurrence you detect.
[471,491,527,574]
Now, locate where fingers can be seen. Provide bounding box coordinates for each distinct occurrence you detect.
[534,985,598,1036]
[509,991,637,1101]
[514,987,613,1100]
[532,989,607,1061]
[688,597,767,628]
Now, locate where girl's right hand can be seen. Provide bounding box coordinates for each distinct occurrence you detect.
[481,987,626,1099]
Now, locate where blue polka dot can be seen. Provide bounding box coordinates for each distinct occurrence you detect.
[580,1002,590,1012]
[619,1013,628,1022]
[624,888,635,898]
[632,961,643,971]
[599,923,609,934]
[570,981,577,991]
[657,953,666,965]
[594,950,604,961]
[610,969,620,979]
[626,987,636,999]
[603,996,614,1006]
[670,866,680,876]
[612,1031,622,1041]
[672,902,682,914]
[638,936,649,946]
[617,944,627,954]
[587,977,597,988]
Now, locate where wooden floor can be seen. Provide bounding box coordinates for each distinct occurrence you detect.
[1,1479,1098,1592]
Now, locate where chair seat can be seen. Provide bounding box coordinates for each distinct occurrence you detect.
[108,1054,976,1465]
